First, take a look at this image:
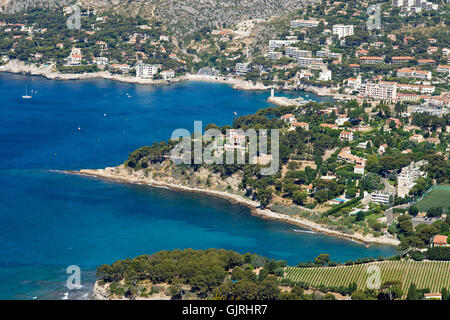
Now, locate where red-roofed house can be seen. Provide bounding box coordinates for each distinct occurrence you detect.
[386,118,401,129]
[339,131,353,141]
[432,235,448,247]
[290,122,309,131]
[280,114,296,123]
[418,59,436,66]
[320,123,338,130]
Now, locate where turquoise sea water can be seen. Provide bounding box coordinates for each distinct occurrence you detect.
[0,73,397,299]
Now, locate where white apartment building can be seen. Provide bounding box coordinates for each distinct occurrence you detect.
[397,83,435,94]
[136,64,160,79]
[316,50,343,60]
[397,68,432,80]
[285,47,312,59]
[290,19,320,28]
[360,82,397,101]
[370,192,391,205]
[269,40,299,51]
[267,51,282,60]
[298,57,324,68]
[332,24,354,38]
[397,160,428,198]
[235,63,250,75]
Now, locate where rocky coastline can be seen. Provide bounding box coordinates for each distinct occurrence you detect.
[66,166,400,247]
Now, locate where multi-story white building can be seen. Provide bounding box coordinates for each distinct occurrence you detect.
[136,64,160,79]
[267,51,282,60]
[235,63,250,75]
[268,40,299,51]
[359,57,384,64]
[285,47,311,59]
[397,68,432,80]
[397,160,428,198]
[339,131,354,141]
[93,56,108,66]
[360,82,397,101]
[391,56,415,64]
[161,69,175,80]
[397,83,435,94]
[290,19,320,28]
[298,57,324,68]
[316,50,343,60]
[370,192,391,205]
[332,24,354,38]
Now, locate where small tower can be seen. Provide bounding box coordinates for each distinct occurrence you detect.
[270,87,274,98]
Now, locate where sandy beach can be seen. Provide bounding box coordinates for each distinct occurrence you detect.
[68,167,400,247]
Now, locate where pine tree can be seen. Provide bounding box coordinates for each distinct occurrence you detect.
[441,287,448,300]
[406,283,419,300]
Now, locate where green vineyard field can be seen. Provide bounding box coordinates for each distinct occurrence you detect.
[284,261,450,295]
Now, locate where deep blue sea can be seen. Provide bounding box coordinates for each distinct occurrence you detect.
[0,73,397,299]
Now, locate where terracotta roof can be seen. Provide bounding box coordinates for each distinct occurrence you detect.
[292,122,308,126]
[433,235,448,244]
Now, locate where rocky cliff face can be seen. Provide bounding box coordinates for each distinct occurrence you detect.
[0,0,314,34]
[0,0,72,13]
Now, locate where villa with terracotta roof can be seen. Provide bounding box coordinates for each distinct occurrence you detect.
[320,123,338,130]
[339,131,353,141]
[355,49,368,57]
[290,122,309,131]
[386,118,402,129]
[432,235,448,247]
[418,59,436,66]
[280,114,296,123]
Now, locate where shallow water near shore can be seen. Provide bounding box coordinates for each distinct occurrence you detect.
[0,73,397,299]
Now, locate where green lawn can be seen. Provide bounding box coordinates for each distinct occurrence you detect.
[415,185,450,212]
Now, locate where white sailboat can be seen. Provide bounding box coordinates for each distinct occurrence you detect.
[22,84,32,99]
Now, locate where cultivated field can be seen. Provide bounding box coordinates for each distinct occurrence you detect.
[415,186,450,212]
[284,260,450,295]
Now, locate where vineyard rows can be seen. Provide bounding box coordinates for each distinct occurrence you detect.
[284,261,450,295]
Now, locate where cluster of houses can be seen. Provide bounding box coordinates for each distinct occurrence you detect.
[62,45,177,80]
[280,113,310,131]
[228,1,449,111]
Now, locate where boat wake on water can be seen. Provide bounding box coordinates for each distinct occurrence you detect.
[293,229,316,234]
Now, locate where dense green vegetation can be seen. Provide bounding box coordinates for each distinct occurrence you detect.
[122,100,448,243]
[394,213,450,250]
[96,249,338,300]
[97,249,450,300]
